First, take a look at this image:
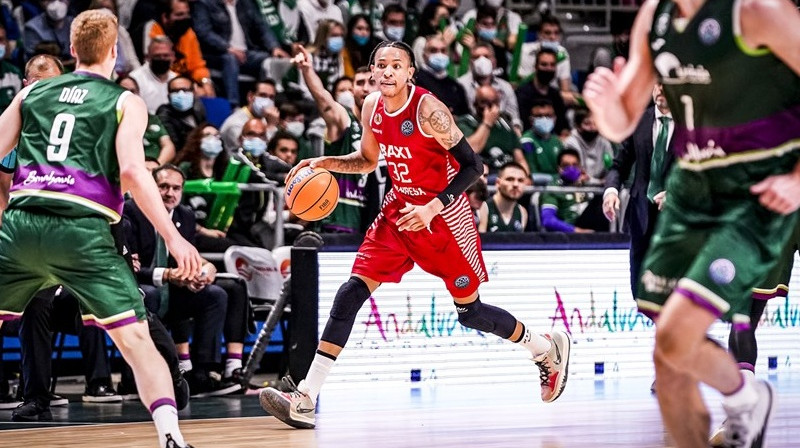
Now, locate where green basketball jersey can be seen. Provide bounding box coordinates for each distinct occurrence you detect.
[649,0,800,171]
[10,72,130,223]
[320,109,367,233]
[486,197,524,232]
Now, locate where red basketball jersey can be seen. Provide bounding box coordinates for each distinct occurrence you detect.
[368,85,459,205]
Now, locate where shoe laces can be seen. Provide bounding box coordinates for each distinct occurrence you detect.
[534,358,552,387]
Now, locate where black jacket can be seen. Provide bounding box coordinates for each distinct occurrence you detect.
[191,0,279,56]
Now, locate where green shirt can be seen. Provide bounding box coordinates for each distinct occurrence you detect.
[486,197,525,232]
[319,110,366,233]
[520,129,563,175]
[143,114,168,160]
[0,61,22,114]
[11,72,128,222]
[540,181,590,226]
[456,115,519,173]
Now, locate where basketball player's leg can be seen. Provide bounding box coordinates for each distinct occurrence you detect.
[260,218,410,428]
[54,218,189,448]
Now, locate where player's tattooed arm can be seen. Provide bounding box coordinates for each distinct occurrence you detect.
[419,96,464,150]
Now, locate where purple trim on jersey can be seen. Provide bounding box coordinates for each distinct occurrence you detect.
[10,164,123,214]
[0,313,22,322]
[73,70,109,80]
[752,288,788,301]
[637,308,659,321]
[674,287,724,318]
[672,104,800,158]
[83,315,139,330]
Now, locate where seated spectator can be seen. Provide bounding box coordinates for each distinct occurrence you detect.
[156,75,208,155]
[540,148,606,233]
[123,165,239,397]
[294,46,367,233]
[256,0,301,47]
[517,16,575,105]
[88,0,140,77]
[278,102,312,161]
[460,0,522,51]
[263,130,298,182]
[23,0,74,64]
[343,14,379,78]
[412,1,468,68]
[0,26,22,114]
[479,161,527,232]
[515,47,569,136]
[470,6,509,78]
[283,19,345,101]
[192,0,289,106]
[129,36,178,113]
[520,99,563,178]
[466,179,488,226]
[173,124,239,253]
[338,0,383,38]
[457,85,527,176]
[375,4,407,42]
[458,42,521,132]
[297,0,344,44]
[589,11,634,71]
[117,75,177,164]
[220,79,279,152]
[416,35,470,116]
[144,0,215,97]
[0,4,21,61]
[563,107,615,185]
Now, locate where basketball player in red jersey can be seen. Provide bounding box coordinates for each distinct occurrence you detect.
[260,41,572,429]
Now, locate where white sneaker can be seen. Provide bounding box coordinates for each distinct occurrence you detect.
[259,376,316,429]
[534,330,571,403]
[717,379,776,448]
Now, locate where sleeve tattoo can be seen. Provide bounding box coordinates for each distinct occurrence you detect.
[421,109,462,147]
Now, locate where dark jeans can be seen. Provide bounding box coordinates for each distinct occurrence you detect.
[205,50,271,106]
[215,276,250,344]
[142,283,227,366]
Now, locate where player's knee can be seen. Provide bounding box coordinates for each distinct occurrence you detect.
[329,277,371,321]
[455,298,516,339]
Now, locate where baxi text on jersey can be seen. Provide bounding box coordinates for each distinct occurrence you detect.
[22,170,76,186]
[378,143,412,159]
[58,86,89,104]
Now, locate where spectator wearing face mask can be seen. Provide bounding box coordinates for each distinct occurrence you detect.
[520,99,563,179]
[415,34,470,116]
[220,79,280,152]
[563,107,615,185]
[458,42,521,133]
[130,36,178,113]
[338,0,384,38]
[23,0,74,63]
[468,6,509,78]
[157,75,208,155]
[460,0,522,51]
[296,0,344,44]
[282,19,345,102]
[0,26,22,115]
[515,47,569,136]
[540,148,606,233]
[342,14,379,78]
[277,102,312,162]
[375,4,407,43]
[517,16,575,105]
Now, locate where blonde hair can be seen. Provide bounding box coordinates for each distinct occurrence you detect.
[70,9,118,65]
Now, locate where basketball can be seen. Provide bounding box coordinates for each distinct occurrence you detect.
[284,167,339,221]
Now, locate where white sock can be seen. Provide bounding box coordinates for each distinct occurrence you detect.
[723,371,758,410]
[152,404,185,447]
[178,359,193,373]
[302,353,335,404]
[225,358,242,378]
[517,324,552,360]
[741,369,756,381]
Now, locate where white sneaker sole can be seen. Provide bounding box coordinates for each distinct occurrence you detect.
[545,330,571,403]
[259,388,315,429]
[82,395,123,403]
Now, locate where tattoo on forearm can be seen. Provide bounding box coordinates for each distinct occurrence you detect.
[328,153,373,173]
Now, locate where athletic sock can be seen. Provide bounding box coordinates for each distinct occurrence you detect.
[516,324,552,360]
[178,354,192,373]
[302,351,336,404]
[723,371,758,410]
[151,399,185,447]
[224,355,243,378]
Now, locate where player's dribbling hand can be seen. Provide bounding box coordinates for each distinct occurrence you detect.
[602,193,619,221]
[751,172,800,214]
[285,156,330,183]
[166,237,204,281]
[397,202,439,232]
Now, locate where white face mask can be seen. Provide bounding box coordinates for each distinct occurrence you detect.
[485,0,504,8]
[472,56,493,78]
[336,91,356,110]
[46,0,68,21]
[252,96,274,118]
[285,121,305,137]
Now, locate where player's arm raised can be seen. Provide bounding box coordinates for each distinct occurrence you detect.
[396,95,483,232]
[285,92,381,180]
[583,0,659,142]
[116,93,203,281]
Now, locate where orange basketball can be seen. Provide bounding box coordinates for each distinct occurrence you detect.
[284,167,339,221]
